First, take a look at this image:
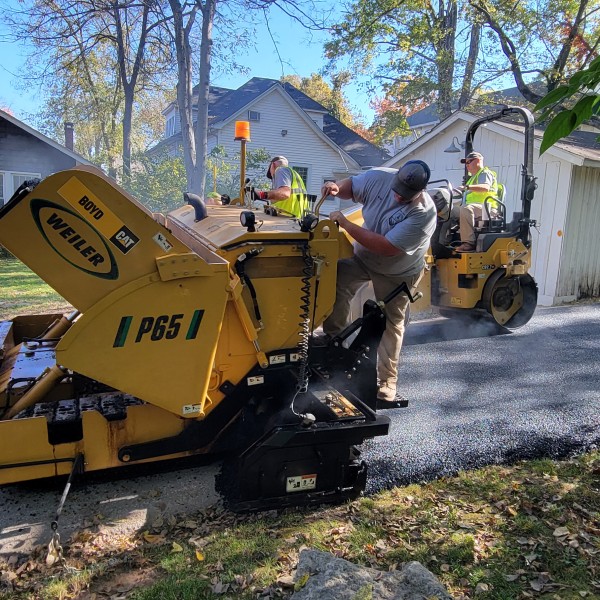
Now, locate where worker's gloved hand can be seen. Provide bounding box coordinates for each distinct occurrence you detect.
[252,189,268,201]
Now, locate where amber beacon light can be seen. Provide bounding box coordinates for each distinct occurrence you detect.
[234,120,251,141]
[235,121,251,205]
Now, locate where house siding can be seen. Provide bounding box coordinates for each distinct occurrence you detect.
[211,90,356,196]
[557,166,600,299]
[0,117,81,204]
[0,118,78,177]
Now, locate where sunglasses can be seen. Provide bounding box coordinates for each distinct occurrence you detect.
[466,158,478,164]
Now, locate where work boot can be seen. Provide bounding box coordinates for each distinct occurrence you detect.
[377,380,398,402]
[311,332,332,347]
[456,242,476,252]
[376,380,408,409]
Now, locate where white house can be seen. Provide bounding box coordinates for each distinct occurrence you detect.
[153,78,389,213]
[384,110,600,306]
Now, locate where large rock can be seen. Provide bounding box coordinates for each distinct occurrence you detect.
[291,549,453,600]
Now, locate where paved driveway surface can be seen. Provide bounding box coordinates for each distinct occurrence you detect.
[364,302,600,492]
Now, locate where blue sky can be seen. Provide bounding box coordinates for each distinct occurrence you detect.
[0,6,376,125]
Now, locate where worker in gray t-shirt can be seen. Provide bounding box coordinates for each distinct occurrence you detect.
[321,162,437,405]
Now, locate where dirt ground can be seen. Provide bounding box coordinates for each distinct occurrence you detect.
[0,461,221,559]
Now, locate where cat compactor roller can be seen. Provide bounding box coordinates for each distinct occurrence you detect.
[428,106,539,328]
[0,165,422,511]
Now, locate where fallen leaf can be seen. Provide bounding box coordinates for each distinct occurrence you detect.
[475,582,489,595]
[211,580,229,594]
[196,549,205,562]
[553,527,569,537]
[142,531,165,545]
[525,553,538,564]
[277,575,295,588]
[151,516,164,530]
[171,542,183,553]
[294,573,310,592]
[530,579,545,592]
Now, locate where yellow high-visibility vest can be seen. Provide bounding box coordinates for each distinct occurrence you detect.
[272,167,308,218]
[465,167,498,208]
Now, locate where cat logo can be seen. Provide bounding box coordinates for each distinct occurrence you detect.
[110,226,140,254]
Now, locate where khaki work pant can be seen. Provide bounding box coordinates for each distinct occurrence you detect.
[323,255,424,384]
[458,203,485,244]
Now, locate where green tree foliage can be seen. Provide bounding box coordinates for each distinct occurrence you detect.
[471,0,600,104]
[325,0,486,120]
[280,72,364,129]
[30,37,124,177]
[207,146,271,198]
[535,56,600,154]
[125,151,187,213]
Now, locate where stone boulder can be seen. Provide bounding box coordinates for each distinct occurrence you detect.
[291,549,453,600]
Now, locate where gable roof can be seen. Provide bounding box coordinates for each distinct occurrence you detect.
[386,109,600,168]
[0,109,94,165]
[165,77,389,167]
[406,84,546,128]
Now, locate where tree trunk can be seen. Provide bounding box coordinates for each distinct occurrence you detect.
[113,0,150,184]
[192,0,217,198]
[122,86,134,182]
[169,0,198,190]
[458,22,481,109]
[435,0,457,119]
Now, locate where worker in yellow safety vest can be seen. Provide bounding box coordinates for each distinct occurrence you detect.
[253,156,309,218]
[454,151,498,252]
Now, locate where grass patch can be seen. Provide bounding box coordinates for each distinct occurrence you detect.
[2,451,597,600]
[0,258,71,319]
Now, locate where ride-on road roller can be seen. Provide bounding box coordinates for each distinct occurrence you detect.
[0,163,425,513]
[429,106,539,328]
[342,106,538,330]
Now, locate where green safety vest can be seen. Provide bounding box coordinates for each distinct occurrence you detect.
[465,167,499,208]
[272,167,309,218]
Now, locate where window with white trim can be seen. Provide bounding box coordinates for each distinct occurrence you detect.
[166,115,176,137]
[0,171,41,206]
[292,166,308,187]
[248,110,260,122]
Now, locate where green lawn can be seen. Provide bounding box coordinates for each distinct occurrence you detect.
[0,258,72,320]
[1,451,598,600]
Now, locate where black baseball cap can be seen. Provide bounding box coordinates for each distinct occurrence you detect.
[392,160,431,200]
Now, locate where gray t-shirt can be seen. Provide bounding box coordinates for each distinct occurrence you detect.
[350,168,437,276]
[272,166,292,189]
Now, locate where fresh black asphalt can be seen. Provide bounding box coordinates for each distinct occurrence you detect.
[363,302,600,493]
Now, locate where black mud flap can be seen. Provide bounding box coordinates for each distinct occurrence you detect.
[217,408,389,512]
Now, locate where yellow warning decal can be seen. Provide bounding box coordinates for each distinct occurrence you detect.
[58,177,122,237]
[58,177,140,254]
